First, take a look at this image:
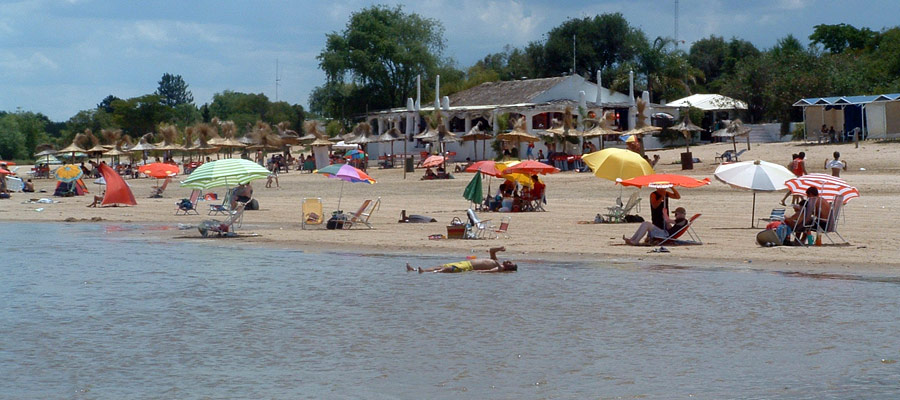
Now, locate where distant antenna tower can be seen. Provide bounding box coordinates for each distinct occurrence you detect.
[674,0,679,48]
[275,59,281,101]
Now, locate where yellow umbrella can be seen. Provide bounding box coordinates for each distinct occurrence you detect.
[582,148,654,182]
[55,164,84,183]
[496,160,535,188]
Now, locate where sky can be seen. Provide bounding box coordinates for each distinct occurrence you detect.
[2,0,899,122]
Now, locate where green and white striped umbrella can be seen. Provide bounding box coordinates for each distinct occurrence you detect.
[181,158,271,189]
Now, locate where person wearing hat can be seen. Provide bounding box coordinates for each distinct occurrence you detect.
[623,207,689,245]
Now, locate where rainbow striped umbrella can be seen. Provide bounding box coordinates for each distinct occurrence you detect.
[314,163,375,211]
[54,164,83,183]
[785,173,859,204]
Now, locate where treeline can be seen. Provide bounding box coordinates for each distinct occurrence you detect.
[311,5,900,134]
[0,73,305,160]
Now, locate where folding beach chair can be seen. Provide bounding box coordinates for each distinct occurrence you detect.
[465,209,494,239]
[605,191,641,223]
[150,177,171,198]
[345,198,379,229]
[209,189,234,215]
[493,216,511,239]
[175,189,201,215]
[301,197,325,229]
[821,194,848,245]
[732,149,748,162]
[758,208,785,226]
[198,203,245,237]
[651,213,703,250]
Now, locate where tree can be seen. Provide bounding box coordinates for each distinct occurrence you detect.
[636,37,703,103]
[111,94,171,137]
[156,73,194,106]
[810,23,878,54]
[0,114,26,160]
[531,13,645,77]
[317,5,445,117]
[98,95,121,113]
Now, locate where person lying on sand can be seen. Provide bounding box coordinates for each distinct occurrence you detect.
[406,246,517,273]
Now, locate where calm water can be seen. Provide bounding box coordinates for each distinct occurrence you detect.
[2,222,899,399]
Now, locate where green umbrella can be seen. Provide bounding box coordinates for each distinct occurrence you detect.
[463,171,483,205]
[181,158,271,189]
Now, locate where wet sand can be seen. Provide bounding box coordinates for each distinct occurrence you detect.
[4,141,898,275]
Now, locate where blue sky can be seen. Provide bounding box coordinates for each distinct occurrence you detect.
[2,0,898,121]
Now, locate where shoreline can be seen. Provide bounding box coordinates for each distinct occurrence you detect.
[8,218,899,279]
[4,141,899,277]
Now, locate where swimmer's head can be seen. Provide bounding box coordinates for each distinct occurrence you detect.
[501,261,518,271]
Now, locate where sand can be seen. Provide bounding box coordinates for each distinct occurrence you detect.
[4,141,899,275]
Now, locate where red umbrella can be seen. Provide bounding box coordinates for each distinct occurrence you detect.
[138,162,180,179]
[501,160,560,175]
[422,155,445,168]
[784,173,859,204]
[618,173,710,188]
[0,169,13,175]
[0,161,15,166]
[464,160,503,177]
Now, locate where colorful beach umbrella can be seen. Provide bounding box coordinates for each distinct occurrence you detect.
[344,149,367,160]
[497,160,535,188]
[181,158,271,189]
[501,160,560,176]
[463,171,483,206]
[314,163,376,211]
[784,173,859,204]
[618,173,711,189]
[714,160,796,227]
[465,160,503,177]
[422,155,446,168]
[138,162,180,179]
[55,164,84,183]
[582,148,654,182]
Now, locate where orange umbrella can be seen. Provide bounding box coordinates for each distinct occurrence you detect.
[0,161,15,166]
[138,162,180,179]
[501,160,560,175]
[464,160,503,177]
[618,173,710,189]
[422,155,446,168]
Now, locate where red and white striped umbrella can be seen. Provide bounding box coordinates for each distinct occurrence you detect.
[784,173,859,204]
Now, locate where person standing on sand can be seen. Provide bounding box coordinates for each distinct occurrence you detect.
[781,152,807,206]
[825,151,847,177]
[406,247,517,273]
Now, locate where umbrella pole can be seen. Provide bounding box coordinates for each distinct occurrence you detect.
[751,191,756,228]
[337,180,344,211]
[732,137,737,154]
[403,137,408,180]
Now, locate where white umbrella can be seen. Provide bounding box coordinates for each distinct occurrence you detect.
[714,160,796,227]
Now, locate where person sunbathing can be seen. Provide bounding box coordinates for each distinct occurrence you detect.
[406,246,517,273]
[623,207,688,245]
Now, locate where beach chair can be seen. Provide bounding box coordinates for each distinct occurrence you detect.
[301,197,325,229]
[821,194,848,245]
[651,213,703,249]
[605,191,641,223]
[715,150,734,163]
[733,149,748,162]
[465,209,494,239]
[209,189,234,215]
[345,198,379,229]
[198,203,246,237]
[493,216,511,239]
[758,208,786,226]
[150,177,171,198]
[175,189,202,215]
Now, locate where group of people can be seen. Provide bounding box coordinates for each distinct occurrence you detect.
[484,177,545,212]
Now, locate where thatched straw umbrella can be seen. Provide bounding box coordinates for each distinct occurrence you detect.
[276,121,301,147]
[246,121,282,165]
[670,115,703,152]
[496,117,540,160]
[622,98,661,156]
[461,121,492,161]
[712,118,752,154]
[129,133,157,164]
[582,111,619,149]
[303,120,333,170]
[57,132,89,160]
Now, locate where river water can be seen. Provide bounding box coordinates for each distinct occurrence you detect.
[2,222,899,399]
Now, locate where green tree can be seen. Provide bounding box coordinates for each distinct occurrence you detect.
[98,95,121,113]
[810,23,878,54]
[636,37,703,103]
[156,73,194,106]
[531,13,645,77]
[111,94,171,137]
[0,114,26,160]
[317,5,445,117]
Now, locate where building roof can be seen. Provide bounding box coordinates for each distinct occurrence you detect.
[794,93,900,107]
[447,76,570,106]
[666,94,748,111]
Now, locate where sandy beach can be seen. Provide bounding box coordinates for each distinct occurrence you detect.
[4,141,899,275]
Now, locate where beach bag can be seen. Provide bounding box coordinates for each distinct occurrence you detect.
[177,198,193,210]
[775,223,793,245]
[624,215,644,223]
[246,198,259,210]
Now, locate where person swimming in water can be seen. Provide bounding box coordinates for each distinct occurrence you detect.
[406,246,517,273]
